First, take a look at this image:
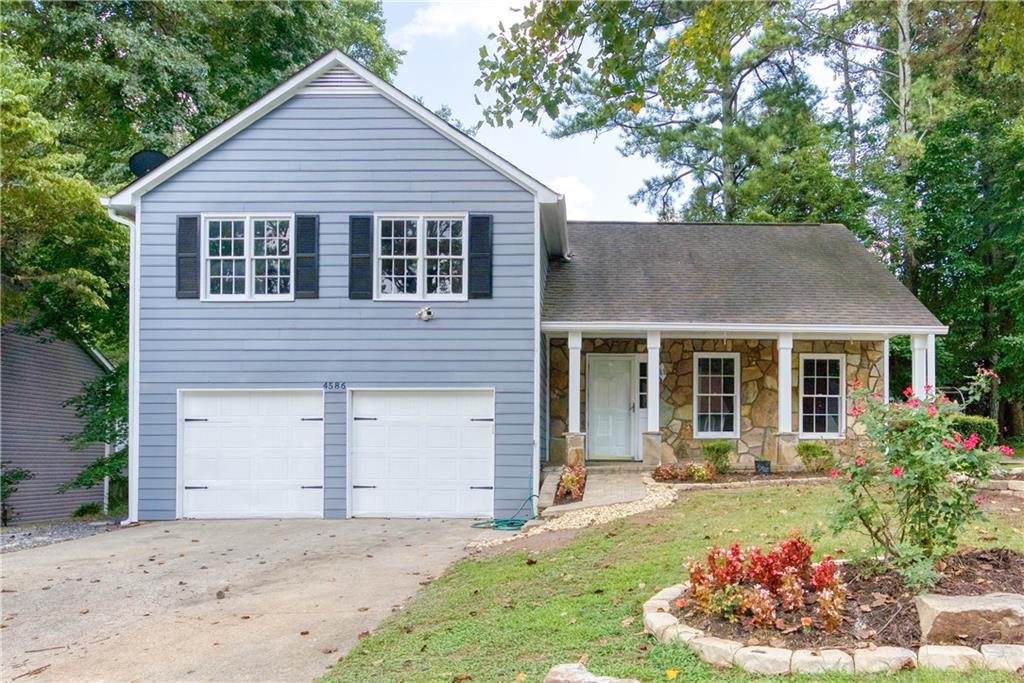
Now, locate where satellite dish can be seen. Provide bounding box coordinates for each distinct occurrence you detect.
[128,150,168,178]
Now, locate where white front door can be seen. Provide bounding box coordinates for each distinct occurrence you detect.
[349,389,494,518]
[180,390,325,518]
[587,356,635,459]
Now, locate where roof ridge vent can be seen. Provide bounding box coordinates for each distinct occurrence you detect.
[300,63,375,96]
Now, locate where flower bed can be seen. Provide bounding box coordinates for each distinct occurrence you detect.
[553,464,586,505]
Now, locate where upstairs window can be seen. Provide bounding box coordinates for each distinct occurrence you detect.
[376,214,466,300]
[694,352,740,438]
[203,215,293,301]
[800,354,845,437]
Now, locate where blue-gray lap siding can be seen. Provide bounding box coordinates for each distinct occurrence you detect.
[137,93,537,520]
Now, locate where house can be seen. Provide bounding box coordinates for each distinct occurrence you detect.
[102,50,946,523]
[1,324,111,523]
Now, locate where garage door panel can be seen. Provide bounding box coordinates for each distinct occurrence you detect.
[351,390,494,518]
[182,390,324,518]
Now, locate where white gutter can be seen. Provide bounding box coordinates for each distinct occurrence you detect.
[541,321,949,336]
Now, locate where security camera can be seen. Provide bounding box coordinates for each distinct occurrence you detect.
[416,307,434,322]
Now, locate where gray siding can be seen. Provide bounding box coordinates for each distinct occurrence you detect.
[1,325,106,523]
[138,94,538,519]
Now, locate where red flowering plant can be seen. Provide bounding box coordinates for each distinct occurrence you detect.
[831,369,1000,587]
[686,534,845,632]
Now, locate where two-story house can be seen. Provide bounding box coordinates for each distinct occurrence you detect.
[103,50,946,523]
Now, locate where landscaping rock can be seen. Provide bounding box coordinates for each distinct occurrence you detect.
[689,636,742,668]
[791,648,854,673]
[543,663,639,683]
[660,624,703,645]
[917,645,985,671]
[852,646,917,673]
[652,584,686,603]
[916,592,1024,643]
[733,646,792,675]
[980,644,1024,673]
[642,598,671,615]
[642,611,677,639]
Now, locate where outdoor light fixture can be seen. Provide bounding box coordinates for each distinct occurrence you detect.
[416,307,434,322]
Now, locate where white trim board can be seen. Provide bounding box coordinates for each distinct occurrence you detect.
[541,322,948,336]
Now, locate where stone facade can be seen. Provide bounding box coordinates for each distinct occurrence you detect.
[548,337,885,469]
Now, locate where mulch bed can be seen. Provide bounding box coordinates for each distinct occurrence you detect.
[707,472,825,484]
[671,548,1024,650]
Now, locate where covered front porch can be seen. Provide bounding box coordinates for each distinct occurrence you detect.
[545,327,940,471]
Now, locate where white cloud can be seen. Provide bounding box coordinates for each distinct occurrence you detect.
[389,1,522,52]
[548,175,596,220]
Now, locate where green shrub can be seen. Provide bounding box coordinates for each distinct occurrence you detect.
[702,440,733,474]
[1,464,33,525]
[796,441,835,473]
[949,414,999,449]
[72,502,103,518]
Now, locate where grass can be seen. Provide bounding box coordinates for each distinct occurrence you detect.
[323,485,1024,683]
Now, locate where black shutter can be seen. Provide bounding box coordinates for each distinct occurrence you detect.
[468,214,493,299]
[176,215,200,299]
[348,215,373,299]
[294,215,319,299]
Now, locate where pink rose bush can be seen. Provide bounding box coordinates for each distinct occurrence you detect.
[831,369,1001,587]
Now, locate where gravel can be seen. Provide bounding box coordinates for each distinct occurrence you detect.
[468,476,678,550]
[1,518,124,553]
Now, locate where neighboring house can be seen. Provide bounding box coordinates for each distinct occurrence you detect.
[1,324,110,523]
[102,50,946,523]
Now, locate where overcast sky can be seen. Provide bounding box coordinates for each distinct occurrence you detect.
[381,1,663,221]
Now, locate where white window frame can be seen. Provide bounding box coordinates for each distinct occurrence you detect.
[799,353,846,439]
[373,212,469,302]
[692,351,741,439]
[201,213,296,302]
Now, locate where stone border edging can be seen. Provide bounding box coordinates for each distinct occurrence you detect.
[667,476,831,491]
[642,584,1024,675]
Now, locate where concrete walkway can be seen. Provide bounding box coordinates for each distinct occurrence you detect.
[1,518,501,682]
[541,468,648,517]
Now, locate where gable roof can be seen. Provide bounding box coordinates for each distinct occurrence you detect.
[542,222,946,334]
[102,50,567,253]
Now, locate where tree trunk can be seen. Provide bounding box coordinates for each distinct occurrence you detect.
[840,41,857,171]
[720,79,737,221]
[895,0,917,291]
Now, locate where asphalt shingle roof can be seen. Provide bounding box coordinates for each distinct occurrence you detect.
[542,222,943,328]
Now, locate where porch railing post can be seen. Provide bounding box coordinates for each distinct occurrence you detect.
[911,333,928,399]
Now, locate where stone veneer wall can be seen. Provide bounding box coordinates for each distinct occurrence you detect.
[548,338,885,469]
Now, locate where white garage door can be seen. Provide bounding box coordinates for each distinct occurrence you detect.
[350,389,494,518]
[181,390,324,518]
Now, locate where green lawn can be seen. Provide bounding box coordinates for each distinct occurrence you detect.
[324,485,1024,683]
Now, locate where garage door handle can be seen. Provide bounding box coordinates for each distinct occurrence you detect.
[353,417,377,421]
[353,485,377,489]
[300,485,323,489]
[184,486,208,490]
[184,418,208,422]
[470,418,494,422]
[301,417,323,422]
[470,486,494,490]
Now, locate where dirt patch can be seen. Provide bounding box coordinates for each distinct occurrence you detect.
[672,548,1024,650]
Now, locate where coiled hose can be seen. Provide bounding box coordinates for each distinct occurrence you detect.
[471,494,538,531]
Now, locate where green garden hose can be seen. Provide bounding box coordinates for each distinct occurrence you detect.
[471,494,538,531]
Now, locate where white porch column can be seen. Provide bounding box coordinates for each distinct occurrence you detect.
[883,338,891,402]
[926,333,937,392]
[567,332,582,433]
[777,333,793,433]
[911,334,928,399]
[646,331,661,433]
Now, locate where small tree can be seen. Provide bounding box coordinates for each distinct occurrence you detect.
[829,371,1003,587]
[1,464,34,525]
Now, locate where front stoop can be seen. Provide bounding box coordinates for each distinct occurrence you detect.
[541,470,648,518]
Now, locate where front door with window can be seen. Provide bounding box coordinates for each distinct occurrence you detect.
[587,356,635,459]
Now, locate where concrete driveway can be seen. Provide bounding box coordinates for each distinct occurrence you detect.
[2,519,500,682]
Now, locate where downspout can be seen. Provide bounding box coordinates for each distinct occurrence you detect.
[102,198,140,525]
